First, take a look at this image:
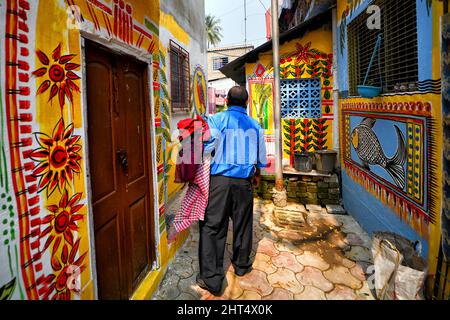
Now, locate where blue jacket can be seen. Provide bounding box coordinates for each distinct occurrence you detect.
[204,106,268,179]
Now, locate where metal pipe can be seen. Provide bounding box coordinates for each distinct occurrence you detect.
[271,0,283,191]
[244,0,247,46]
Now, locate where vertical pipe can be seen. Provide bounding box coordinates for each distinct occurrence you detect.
[271,0,284,191]
[332,8,340,157]
[244,0,247,46]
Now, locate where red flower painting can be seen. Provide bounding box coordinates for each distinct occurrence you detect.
[32,44,80,110]
[29,118,82,196]
[40,191,84,251]
[293,42,316,64]
[41,239,87,300]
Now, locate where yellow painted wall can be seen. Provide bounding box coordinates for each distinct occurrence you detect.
[244,25,334,166]
[0,0,202,300]
[337,0,447,298]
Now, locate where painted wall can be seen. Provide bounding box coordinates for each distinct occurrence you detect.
[337,0,445,296]
[244,23,334,171]
[0,0,207,300]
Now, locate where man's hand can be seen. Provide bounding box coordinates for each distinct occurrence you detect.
[252,169,262,190]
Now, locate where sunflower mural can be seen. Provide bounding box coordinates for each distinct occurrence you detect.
[29,119,82,197]
[33,44,80,112]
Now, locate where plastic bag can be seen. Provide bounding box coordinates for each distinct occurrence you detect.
[372,232,427,300]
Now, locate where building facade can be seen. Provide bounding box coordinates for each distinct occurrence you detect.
[208,45,254,109]
[0,0,207,300]
[222,0,450,299]
[337,0,448,299]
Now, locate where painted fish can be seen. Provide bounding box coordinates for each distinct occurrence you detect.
[351,118,406,189]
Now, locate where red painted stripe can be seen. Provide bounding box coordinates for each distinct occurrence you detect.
[19,0,30,10]
[88,0,112,15]
[19,72,29,82]
[20,136,32,147]
[106,12,113,35]
[113,4,118,36]
[20,125,31,134]
[19,86,30,96]
[29,207,40,216]
[86,3,100,30]
[30,218,41,228]
[27,184,37,194]
[20,47,29,56]
[22,149,32,159]
[129,18,133,45]
[23,162,34,171]
[34,263,42,272]
[19,113,32,121]
[290,119,295,167]
[18,21,28,32]
[28,196,39,207]
[119,8,123,40]
[134,24,153,41]
[5,0,37,299]
[25,175,37,183]
[19,100,30,109]
[102,12,111,36]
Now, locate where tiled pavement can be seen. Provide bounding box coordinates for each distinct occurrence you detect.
[153,198,376,300]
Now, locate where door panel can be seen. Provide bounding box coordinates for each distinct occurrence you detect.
[122,70,146,183]
[94,218,122,300]
[129,197,149,285]
[85,40,154,300]
[86,55,118,203]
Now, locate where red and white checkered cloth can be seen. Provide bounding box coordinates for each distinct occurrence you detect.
[172,157,211,234]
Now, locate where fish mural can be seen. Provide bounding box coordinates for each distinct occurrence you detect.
[351,118,407,189]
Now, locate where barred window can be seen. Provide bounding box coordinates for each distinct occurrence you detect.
[281,78,322,119]
[213,57,229,71]
[169,40,190,112]
[347,0,418,96]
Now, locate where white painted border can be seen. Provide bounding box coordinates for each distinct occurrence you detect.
[78,33,159,300]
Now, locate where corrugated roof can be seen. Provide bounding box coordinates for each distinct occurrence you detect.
[207,44,255,53]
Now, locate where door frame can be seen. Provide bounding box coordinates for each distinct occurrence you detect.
[79,33,160,299]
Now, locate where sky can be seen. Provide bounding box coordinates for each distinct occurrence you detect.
[205,0,272,49]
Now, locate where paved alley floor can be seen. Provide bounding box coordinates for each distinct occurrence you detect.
[153,198,376,300]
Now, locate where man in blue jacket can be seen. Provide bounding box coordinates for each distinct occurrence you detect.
[197,86,268,295]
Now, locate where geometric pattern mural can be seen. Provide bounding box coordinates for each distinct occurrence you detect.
[281,78,322,119]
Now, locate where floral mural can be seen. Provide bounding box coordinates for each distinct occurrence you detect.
[0,0,206,300]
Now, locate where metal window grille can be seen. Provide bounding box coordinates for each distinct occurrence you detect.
[169,40,190,112]
[213,57,229,71]
[280,78,322,119]
[347,0,418,96]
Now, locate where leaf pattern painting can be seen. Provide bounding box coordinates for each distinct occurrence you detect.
[0,278,16,300]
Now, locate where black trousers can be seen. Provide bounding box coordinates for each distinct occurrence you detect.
[198,175,254,292]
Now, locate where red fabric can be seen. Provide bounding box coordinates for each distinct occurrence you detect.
[171,157,211,238]
[174,116,210,183]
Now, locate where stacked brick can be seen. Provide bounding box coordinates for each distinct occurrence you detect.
[256,174,341,206]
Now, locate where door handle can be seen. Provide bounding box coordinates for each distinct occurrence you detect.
[116,149,128,171]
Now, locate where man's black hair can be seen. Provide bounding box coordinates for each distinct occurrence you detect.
[227,86,249,108]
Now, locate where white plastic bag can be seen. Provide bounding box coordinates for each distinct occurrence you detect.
[372,232,427,300]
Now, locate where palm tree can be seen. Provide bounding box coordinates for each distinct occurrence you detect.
[206,14,223,48]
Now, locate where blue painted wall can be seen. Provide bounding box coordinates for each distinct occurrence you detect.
[338,0,434,255]
[342,171,429,258]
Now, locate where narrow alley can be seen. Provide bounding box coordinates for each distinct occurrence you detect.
[154,197,375,300]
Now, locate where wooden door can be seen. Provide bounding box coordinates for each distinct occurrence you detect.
[85,40,155,300]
